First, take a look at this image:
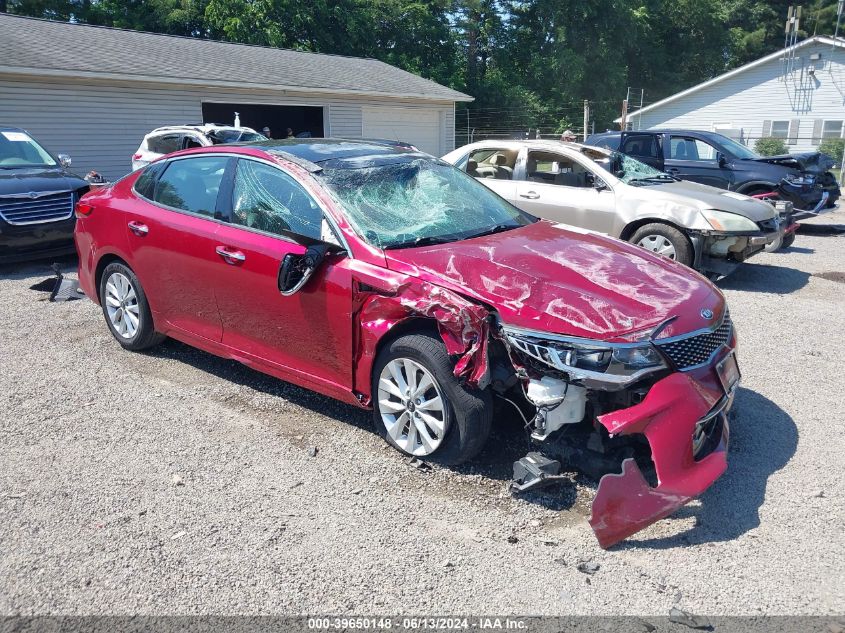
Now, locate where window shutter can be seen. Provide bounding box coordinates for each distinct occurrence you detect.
[761,120,772,138]
[811,119,823,144]
[787,119,800,145]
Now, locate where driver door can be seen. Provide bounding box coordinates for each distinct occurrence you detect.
[514,149,618,234]
[212,157,353,390]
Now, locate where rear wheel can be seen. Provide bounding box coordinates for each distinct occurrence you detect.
[99,262,164,351]
[630,223,694,267]
[372,333,492,465]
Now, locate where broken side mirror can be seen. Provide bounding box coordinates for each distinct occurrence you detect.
[277,242,344,296]
[717,152,728,167]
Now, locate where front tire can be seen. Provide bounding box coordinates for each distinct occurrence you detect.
[99,262,164,351]
[372,333,492,466]
[630,223,694,267]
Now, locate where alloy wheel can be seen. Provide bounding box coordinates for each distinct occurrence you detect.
[104,272,140,339]
[377,358,447,456]
[637,234,677,259]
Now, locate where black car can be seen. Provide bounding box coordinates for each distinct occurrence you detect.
[0,126,90,263]
[585,129,840,209]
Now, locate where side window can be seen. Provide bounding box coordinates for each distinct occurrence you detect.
[148,134,183,155]
[231,159,322,239]
[525,151,592,187]
[133,161,166,198]
[153,156,228,217]
[182,135,204,150]
[466,148,516,180]
[621,134,659,159]
[669,136,717,161]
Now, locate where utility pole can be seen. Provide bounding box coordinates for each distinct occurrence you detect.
[620,100,628,131]
[835,0,843,45]
[583,100,590,142]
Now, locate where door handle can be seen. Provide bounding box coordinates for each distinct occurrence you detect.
[520,191,540,200]
[128,220,149,236]
[215,246,246,264]
[666,167,680,174]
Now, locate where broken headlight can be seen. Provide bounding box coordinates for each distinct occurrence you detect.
[700,209,760,233]
[502,326,667,387]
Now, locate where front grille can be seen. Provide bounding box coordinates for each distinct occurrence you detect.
[656,312,733,370]
[0,191,74,225]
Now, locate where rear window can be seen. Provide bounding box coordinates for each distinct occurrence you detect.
[152,156,229,217]
[148,134,183,155]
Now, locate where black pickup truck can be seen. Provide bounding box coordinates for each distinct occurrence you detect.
[586,129,840,210]
[0,126,90,263]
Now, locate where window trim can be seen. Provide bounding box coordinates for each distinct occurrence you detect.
[131,154,234,223]
[821,119,844,139]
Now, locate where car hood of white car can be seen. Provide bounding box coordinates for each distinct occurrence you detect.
[625,179,776,222]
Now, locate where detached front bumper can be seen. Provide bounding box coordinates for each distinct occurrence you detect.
[590,367,732,548]
[692,229,781,277]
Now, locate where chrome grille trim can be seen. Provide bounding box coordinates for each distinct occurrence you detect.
[0,191,74,225]
[656,311,733,370]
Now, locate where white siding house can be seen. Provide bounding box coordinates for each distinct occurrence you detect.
[624,36,845,153]
[0,14,472,180]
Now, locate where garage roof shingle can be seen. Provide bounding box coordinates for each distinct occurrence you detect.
[0,13,472,102]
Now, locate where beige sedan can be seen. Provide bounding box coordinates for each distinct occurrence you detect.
[442,140,782,278]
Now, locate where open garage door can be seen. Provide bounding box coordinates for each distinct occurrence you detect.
[202,102,324,140]
[362,106,441,156]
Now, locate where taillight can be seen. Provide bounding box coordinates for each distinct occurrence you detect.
[75,201,94,217]
[132,153,142,160]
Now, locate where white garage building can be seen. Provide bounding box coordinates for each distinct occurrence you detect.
[0,13,472,180]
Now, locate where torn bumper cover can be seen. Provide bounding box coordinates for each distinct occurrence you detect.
[589,370,731,548]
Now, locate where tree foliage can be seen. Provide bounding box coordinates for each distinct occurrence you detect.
[5,0,839,131]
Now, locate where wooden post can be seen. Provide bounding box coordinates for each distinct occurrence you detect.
[583,100,590,142]
[620,100,628,131]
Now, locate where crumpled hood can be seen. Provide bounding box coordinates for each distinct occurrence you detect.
[752,151,836,174]
[0,167,88,196]
[635,180,775,222]
[384,221,724,341]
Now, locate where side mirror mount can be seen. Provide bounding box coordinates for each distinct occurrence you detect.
[58,154,72,168]
[277,242,344,296]
[717,152,728,167]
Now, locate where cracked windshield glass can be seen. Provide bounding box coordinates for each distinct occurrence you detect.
[586,149,673,186]
[319,158,534,249]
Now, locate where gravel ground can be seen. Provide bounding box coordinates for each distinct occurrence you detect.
[1,209,843,617]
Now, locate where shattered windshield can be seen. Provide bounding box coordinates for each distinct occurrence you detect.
[319,157,536,249]
[589,150,677,186]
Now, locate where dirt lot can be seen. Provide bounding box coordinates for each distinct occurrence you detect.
[1,210,843,617]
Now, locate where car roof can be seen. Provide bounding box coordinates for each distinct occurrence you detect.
[0,125,25,133]
[147,124,257,135]
[465,139,600,153]
[237,138,418,165]
[591,129,728,138]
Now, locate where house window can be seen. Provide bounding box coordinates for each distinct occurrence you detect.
[770,121,790,138]
[822,120,844,139]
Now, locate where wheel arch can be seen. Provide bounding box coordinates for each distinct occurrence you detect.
[94,253,130,302]
[619,217,692,243]
[735,180,777,195]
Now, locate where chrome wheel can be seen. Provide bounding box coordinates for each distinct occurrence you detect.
[104,272,139,339]
[637,234,677,259]
[377,358,447,456]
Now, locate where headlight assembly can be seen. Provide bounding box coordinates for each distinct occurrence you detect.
[502,326,667,387]
[700,209,760,233]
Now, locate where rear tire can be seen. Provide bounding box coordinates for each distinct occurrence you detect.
[99,262,164,351]
[630,223,694,267]
[372,333,492,466]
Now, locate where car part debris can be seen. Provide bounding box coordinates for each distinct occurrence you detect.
[511,452,567,493]
[668,607,713,630]
[48,264,83,302]
[576,561,600,574]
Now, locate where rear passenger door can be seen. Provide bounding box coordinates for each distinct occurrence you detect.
[463,147,517,202]
[619,133,663,170]
[126,155,231,341]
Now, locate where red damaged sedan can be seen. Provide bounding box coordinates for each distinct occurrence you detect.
[74,140,739,547]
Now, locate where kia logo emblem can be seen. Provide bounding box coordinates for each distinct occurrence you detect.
[701,308,714,320]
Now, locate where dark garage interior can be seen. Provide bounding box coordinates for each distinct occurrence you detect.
[201,102,324,139]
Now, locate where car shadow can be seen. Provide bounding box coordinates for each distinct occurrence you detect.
[0,254,78,281]
[717,262,810,294]
[143,338,372,432]
[613,387,798,549]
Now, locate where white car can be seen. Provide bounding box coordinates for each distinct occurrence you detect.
[443,139,782,278]
[131,124,266,171]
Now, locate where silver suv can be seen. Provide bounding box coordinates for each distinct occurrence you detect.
[131,124,266,171]
[443,140,783,278]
